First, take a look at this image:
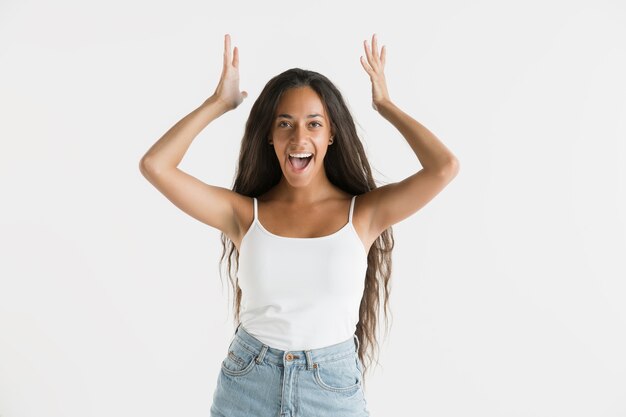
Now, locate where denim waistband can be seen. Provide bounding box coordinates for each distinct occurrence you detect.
[230,323,360,369]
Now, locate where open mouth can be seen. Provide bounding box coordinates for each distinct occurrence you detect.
[288,155,313,172]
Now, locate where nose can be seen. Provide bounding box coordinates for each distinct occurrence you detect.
[290,123,310,142]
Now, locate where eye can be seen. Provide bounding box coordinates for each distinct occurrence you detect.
[278,121,290,127]
[310,121,322,127]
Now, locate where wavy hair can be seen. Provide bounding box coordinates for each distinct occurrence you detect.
[218,67,394,387]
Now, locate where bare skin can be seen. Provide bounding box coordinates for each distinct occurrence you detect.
[140,33,459,257]
[239,85,363,250]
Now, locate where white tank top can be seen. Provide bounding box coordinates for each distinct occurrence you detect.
[238,195,368,351]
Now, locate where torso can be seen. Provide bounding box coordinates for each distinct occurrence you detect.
[230,190,377,255]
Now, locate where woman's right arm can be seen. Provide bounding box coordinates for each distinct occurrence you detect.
[139,95,230,172]
[139,34,249,241]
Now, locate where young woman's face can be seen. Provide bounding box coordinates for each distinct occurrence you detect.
[269,86,334,186]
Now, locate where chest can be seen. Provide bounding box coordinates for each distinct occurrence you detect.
[238,225,368,300]
[258,209,350,239]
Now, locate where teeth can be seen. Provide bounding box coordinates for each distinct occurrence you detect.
[289,153,313,158]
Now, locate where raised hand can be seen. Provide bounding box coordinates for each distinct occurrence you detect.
[359,33,391,112]
[212,34,248,111]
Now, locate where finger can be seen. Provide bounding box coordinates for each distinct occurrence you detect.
[226,35,233,64]
[224,34,231,67]
[233,46,239,68]
[381,45,386,68]
[360,55,373,75]
[363,39,373,65]
[364,39,379,72]
[372,34,379,61]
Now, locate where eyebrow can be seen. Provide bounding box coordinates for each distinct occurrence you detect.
[276,113,325,119]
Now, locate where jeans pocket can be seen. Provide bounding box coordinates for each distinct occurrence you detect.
[220,339,258,377]
[313,354,361,392]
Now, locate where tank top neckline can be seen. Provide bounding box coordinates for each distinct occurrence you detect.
[251,195,357,241]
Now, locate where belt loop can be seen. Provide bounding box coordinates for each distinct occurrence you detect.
[255,344,268,364]
[304,350,314,370]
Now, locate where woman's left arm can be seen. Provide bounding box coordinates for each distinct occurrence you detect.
[360,33,459,175]
[359,34,460,236]
[375,99,459,175]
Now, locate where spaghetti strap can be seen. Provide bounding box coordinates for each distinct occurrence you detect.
[253,197,258,221]
[348,195,356,223]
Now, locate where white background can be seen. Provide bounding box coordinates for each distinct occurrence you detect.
[1,0,625,416]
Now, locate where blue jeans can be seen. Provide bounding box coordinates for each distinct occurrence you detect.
[210,323,370,417]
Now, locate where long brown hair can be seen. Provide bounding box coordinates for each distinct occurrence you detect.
[219,68,394,387]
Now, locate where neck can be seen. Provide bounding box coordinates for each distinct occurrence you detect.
[272,173,336,205]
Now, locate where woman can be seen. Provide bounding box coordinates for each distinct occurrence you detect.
[140,33,459,417]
